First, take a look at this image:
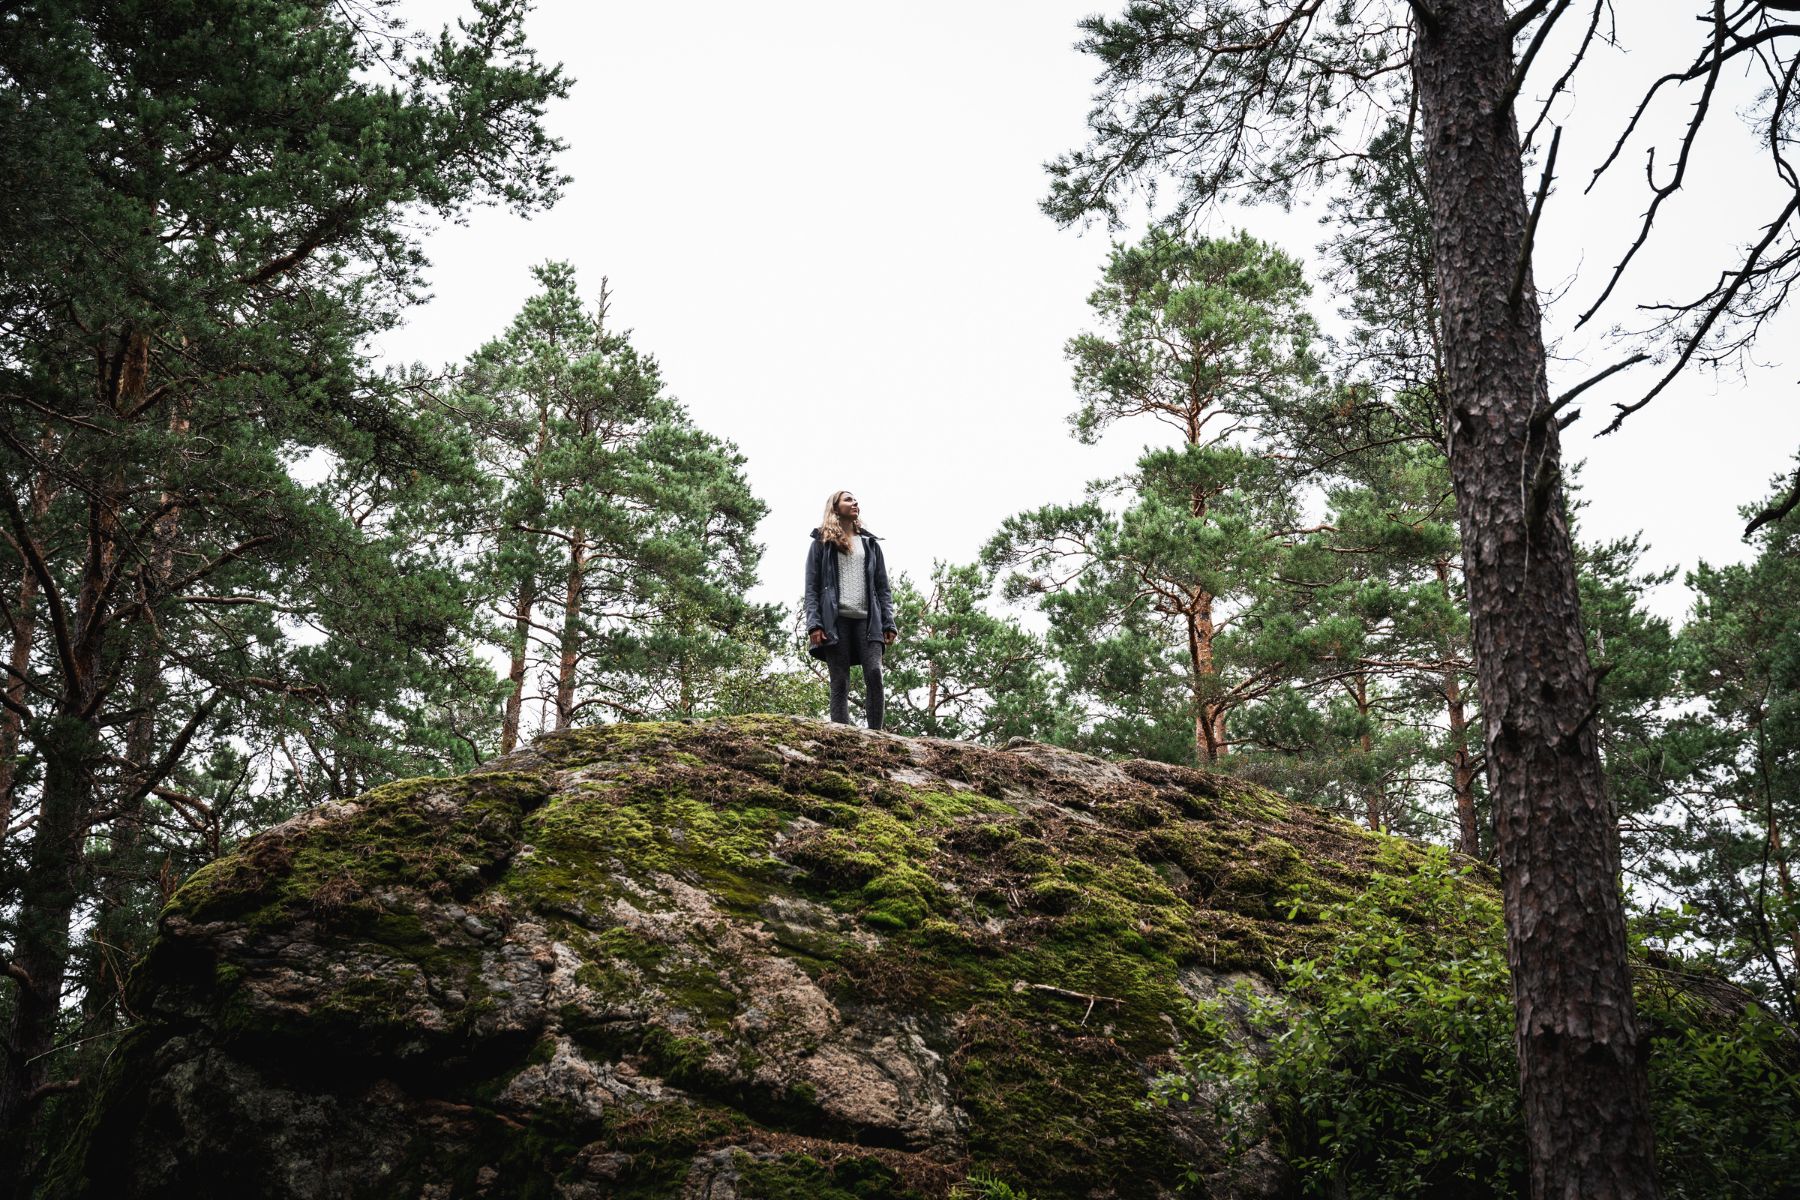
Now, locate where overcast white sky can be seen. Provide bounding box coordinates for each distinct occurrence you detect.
[376,2,1800,625]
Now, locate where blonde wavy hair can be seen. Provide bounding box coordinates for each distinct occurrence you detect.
[819,490,860,553]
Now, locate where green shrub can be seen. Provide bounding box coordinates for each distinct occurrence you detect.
[1641,985,1800,1199]
[1161,845,1800,1199]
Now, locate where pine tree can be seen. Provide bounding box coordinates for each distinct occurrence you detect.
[0,0,566,1162]
[882,563,1071,743]
[456,264,775,740]
[1043,5,1676,1187]
[1253,121,1485,854]
[1235,439,1479,846]
[988,230,1323,764]
[1574,531,1680,854]
[1632,463,1800,1020]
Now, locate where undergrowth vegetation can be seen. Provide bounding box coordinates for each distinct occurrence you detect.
[1161,846,1800,1198]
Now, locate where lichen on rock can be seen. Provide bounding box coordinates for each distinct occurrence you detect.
[46,715,1433,1199]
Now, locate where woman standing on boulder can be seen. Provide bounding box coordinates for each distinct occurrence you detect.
[803,489,897,729]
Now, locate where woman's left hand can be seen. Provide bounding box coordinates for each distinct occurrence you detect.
[883,629,898,645]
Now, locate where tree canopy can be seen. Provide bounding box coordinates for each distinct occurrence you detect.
[0,0,570,1164]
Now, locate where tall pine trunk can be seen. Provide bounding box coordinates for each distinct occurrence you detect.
[1354,675,1381,831]
[85,650,159,1029]
[1,335,142,1159]
[0,449,59,838]
[88,429,185,1027]
[1183,470,1228,764]
[554,528,585,731]
[0,559,42,842]
[0,491,117,1161]
[501,399,557,753]
[0,568,35,841]
[925,638,942,727]
[0,460,181,1170]
[1416,4,1659,1195]
[1446,668,1481,857]
[500,574,536,754]
[1435,559,1482,857]
[0,718,95,1159]
[1186,592,1226,763]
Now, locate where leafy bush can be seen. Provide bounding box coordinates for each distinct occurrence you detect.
[1161,845,1800,1198]
[1640,976,1800,1198]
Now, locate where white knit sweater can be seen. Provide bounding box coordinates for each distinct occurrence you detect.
[836,536,868,618]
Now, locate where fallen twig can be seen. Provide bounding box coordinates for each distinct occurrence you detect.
[1011,980,1126,1025]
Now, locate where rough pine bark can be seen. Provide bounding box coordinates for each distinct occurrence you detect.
[0,720,95,1155]
[1185,601,1225,762]
[1415,3,1660,1196]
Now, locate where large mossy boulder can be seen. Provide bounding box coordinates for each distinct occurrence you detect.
[49,716,1425,1199]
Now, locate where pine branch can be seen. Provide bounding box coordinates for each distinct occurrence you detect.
[1507,0,1557,38]
[24,1078,81,1107]
[1502,0,1573,115]
[1578,8,1797,328]
[0,655,55,709]
[147,534,281,608]
[0,455,79,692]
[1603,191,1800,434]
[114,694,223,817]
[1510,125,1562,311]
[1547,352,1650,419]
[1744,463,1800,537]
[1522,1,1606,152]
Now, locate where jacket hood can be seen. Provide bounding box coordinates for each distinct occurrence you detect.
[810,527,878,540]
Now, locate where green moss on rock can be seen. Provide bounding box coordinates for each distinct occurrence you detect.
[161,770,547,932]
[732,1150,930,1199]
[61,715,1490,1200]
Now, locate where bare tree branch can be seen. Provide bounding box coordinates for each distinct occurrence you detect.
[1508,0,1558,37]
[1602,192,1800,433]
[1744,461,1800,536]
[1522,0,1608,151]
[1511,125,1563,310]
[1578,5,1800,327]
[1548,352,1650,416]
[1503,0,1573,113]
[0,460,78,693]
[23,1078,80,1107]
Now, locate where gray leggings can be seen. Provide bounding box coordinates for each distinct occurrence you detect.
[828,616,884,729]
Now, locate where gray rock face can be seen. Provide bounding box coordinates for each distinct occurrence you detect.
[46,717,1376,1198]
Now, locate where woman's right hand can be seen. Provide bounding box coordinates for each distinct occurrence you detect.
[809,628,826,647]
